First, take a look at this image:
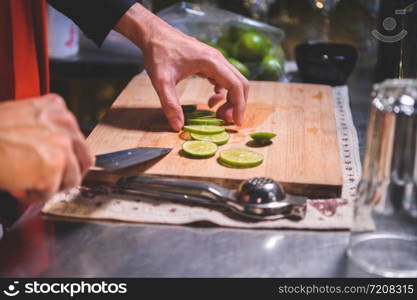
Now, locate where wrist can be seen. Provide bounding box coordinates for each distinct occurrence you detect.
[115,3,157,50]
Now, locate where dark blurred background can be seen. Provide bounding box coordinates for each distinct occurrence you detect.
[49,0,379,140]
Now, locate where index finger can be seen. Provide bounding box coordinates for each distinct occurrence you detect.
[202,61,246,126]
[221,57,249,104]
[151,77,184,131]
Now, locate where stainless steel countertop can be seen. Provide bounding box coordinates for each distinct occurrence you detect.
[0,65,374,278]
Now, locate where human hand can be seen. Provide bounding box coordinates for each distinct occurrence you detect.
[0,94,95,202]
[115,3,249,131]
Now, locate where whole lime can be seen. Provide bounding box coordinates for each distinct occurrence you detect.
[234,31,271,62]
[268,45,286,62]
[204,41,228,57]
[227,57,250,78]
[228,24,252,41]
[257,55,284,81]
[217,34,234,55]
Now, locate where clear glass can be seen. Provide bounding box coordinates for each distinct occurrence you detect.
[347,79,417,277]
[348,210,417,277]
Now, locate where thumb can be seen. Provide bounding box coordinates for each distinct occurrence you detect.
[155,80,184,131]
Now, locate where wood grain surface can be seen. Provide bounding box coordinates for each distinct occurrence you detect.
[86,75,342,198]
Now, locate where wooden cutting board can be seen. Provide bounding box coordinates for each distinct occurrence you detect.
[86,75,342,198]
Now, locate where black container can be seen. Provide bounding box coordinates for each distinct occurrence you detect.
[295,42,358,86]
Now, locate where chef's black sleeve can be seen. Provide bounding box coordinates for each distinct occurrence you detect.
[47,0,137,46]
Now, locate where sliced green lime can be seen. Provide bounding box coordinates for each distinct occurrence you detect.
[185,111,216,119]
[250,132,277,142]
[182,104,197,113]
[182,141,218,158]
[186,118,224,126]
[190,132,230,146]
[183,125,225,135]
[219,148,264,168]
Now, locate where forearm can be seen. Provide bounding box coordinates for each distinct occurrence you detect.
[47,0,136,46]
[113,3,190,51]
[113,3,155,49]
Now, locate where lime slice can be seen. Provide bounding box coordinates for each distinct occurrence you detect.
[182,141,218,158]
[250,132,276,142]
[191,132,230,145]
[182,104,197,113]
[183,125,225,135]
[186,118,224,126]
[185,111,216,119]
[219,149,263,168]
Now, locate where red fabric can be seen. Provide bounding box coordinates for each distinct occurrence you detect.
[0,1,51,276]
[0,0,49,101]
[0,204,54,277]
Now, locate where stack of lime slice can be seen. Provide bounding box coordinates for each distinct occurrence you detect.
[181,107,227,158]
[181,125,225,158]
[186,118,224,126]
[190,132,230,146]
[181,107,229,158]
[184,110,216,119]
[183,125,225,135]
[179,105,271,168]
[181,104,197,113]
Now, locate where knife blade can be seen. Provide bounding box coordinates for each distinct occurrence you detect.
[95,147,172,171]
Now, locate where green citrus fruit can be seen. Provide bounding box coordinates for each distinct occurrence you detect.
[186,118,224,126]
[181,104,197,113]
[250,132,276,141]
[234,31,271,62]
[217,34,234,55]
[190,132,230,145]
[257,55,284,81]
[228,24,252,42]
[182,141,218,158]
[219,148,264,168]
[185,111,216,119]
[227,58,250,78]
[204,41,228,57]
[268,45,286,62]
[183,125,225,135]
[250,132,276,144]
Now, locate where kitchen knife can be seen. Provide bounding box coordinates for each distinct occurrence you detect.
[95,147,172,171]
